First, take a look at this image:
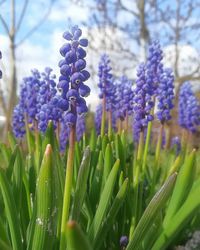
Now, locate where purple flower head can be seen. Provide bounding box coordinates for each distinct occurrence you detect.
[171,136,181,155]
[98,54,114,111]
[115,76,133,120]
[59,120,70,152]
[133,63,154,137]
[95,104,103,135]
[36,68,63,132]
[146,40,164,94]
[58,26,90,128]
[12,104,25,138]
[156,68,174,123]
[0,51,2,79]
[179,82,200,133]
[120,236,128,248]
[18,69,41,121]
[76,115,86,141]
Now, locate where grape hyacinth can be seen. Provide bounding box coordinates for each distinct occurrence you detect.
[60,26,90,249]
[36,67,62,132]
[58,25,90,129]
[12,69,41,137]
[95,104,103,135]
[115,75,133,121]
[179,82,200,133]
[156,68,174,124]
[98,54,113,102]
[60,121,70,152]
[76,114,86,141]
[133,63,154,139]
[20,69,41,123]
[146,40,163,94]
[171,136,181,155]
[12,104,26,138]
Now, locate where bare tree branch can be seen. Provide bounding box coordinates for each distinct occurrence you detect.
[15,0,55,47]
[15,0,29,33]
[0,14,10,37]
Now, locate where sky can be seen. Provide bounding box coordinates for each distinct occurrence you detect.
[1,0,200,111]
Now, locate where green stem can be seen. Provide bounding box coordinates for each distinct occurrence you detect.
[108,111,112,139]
[155,124,164,167]
[100,95,106,137]
[24,114,32,154]
[142,121,152,172]
[60,126,76,250]
[132,131,144,232]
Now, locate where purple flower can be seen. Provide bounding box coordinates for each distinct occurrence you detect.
[146,40,163,94]
[58,26,90,128]
[171,136,181,155]
[12,104,26,138]
[120,236,128,248]
[156,68,174,123]
[60,121,70,152]
[179,82,200,133]
[98,54,114,111]
[76,115,86,141]
[133,63,154,137]
[115,76,133,120]
[95,104,104,135]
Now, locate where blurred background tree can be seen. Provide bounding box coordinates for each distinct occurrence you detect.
[0,0,55,132]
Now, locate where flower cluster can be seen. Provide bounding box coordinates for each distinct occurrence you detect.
[115,75,133,120]
[146,40,163,94]
[156,68,174,123]
[12,104,25,138]
[76,115,86,141]
[98,54,114,111]
[58,25,90,127]
[36,67,62,132]
[133,63,154,136]
[179,82,200,133]
[171,136,181,155]
[12,69,41,137]
[0,51,2,79]
[95,104,103,135]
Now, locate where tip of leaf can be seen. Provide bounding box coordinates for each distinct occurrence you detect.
[67,220,76,229]
[45,144,52,156]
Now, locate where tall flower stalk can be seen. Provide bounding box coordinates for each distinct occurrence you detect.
[58,26,90,250]
[155,68,174,165]
[98,54,113,137]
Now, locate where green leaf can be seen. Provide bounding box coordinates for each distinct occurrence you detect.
[66,221,92,250]
[94,178,129,249]
[71,146,91,221]
[28,144,54,250]
[0,169,23,250]
[126,173,177,250]
[152,177,200,250]
[102,143,113,188]
[88,159,120,242]
[163,149,196,227]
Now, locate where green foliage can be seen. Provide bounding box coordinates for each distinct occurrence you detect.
[0,124,199,250]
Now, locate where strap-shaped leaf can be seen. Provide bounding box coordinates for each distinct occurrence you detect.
[66,221,92,250]
[71,146,91,221]
[126,173,177,250]
[0,169,23,250]
[88,159,120,242]
[94,178,129,249]
[164,149,196,227]
[152,177,200,250]
[28,144,54,250]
